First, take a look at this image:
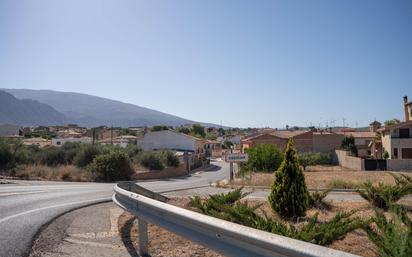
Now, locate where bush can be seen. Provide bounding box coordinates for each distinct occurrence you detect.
[269,138,309,218]
[125,143,142,158]
[190,188,367,246]
[0,140,15,170]
[137,152,165,170]
[61,142,82,164]
[74,144,102,167]
[365,205,412,257]
[357,173,412,210]
[87,151,134,182]
[308,189,331,209]
[161,150,180,167]
[39,147,67,166]
[298,152,332,170]
[242,144,283,173]
[341,135,358,156]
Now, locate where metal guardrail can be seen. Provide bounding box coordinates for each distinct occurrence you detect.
[113,182,360,257]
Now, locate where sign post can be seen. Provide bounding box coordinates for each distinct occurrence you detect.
[225,153,248,181]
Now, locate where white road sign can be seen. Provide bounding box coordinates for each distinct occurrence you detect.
[225,153,248,162]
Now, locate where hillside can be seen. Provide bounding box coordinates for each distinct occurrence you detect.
[2,89,215,127]
[0,90,67,126]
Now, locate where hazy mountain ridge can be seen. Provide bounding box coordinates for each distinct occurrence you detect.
[2,89,219,127]
[0,90,67,126]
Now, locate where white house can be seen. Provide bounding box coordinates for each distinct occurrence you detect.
[138,130,205,153]
[52,137,93,146]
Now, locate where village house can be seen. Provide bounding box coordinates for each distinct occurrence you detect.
[378,96,412,160]
[52,137,93,146]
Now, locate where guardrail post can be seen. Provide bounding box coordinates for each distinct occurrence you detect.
[138,218,149,256]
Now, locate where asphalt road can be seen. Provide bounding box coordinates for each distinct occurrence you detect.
[0,161,230,257]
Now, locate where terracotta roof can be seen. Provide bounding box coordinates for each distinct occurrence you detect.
[242,130,311,141]
[336,131,376,138]
[270,130,310,139]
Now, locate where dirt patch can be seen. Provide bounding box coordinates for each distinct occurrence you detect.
[232,167,412,189]
[118,198,223,257]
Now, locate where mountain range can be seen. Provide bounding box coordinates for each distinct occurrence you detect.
[1,89,218,128]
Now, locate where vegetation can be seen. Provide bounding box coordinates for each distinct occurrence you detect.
[151,125,169,132]
[87,150,134,182]
[327,179,359,189]
[160,150,180,167]
[384,118,401,127]
[191,124,206,138]
[137,151,165,170]
[383,150,389,159]
[269,139,309,218]
[308,189,331,209]
[241,144,283,173]
[357,173,412,210]
[298,152,333,170]
[221,140,234,149]
[73,144,103,167]
[0,140,14,170]
[189,188,367,246]
[365,204,412,257]
[341,135,358,156]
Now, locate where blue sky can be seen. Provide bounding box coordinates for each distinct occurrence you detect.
[1,0,411,128]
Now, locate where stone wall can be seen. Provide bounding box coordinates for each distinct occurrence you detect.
[334,150,365,171]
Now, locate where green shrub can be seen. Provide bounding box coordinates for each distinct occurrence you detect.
[61,142,82,164]
[87,150,134,182]
[137,152,165,170]
[365,205,412,257]
[242,144,283,173]
[125,143,142,158]
[190,188,367,246]
[74,144,102,167]
[0,140,14,170]
[308,189,331,209]
[269,138,309,218]
[298,152,332,170]
[327,179,359,189]
[39,147,67,166]
[357,173,412,210]
[161,150,180,167]
[341,135,358,156]
[14,144,40,164]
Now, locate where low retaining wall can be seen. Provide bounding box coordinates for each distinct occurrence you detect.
[132,164,188,180]
[334,150,364,171]
[387,159,412,171]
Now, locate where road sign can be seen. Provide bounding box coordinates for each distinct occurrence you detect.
[225,153,248,162]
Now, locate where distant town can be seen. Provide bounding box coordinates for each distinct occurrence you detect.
[1,96,411,172]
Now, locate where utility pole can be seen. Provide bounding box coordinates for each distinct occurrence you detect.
[110,126,113,145]
[229,146,234,181]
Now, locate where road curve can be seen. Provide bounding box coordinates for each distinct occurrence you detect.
[0,161,229,257]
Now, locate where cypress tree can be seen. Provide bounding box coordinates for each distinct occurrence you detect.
[268,138,309,219]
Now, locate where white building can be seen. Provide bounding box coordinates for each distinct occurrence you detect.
[52,137,92,146]
[138,130,205,153]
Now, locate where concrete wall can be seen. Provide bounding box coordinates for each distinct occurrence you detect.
[334,150,364,171]
[387,159,412,171]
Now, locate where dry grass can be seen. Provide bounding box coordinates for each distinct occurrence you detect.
[14,165,90,182]
[233,166,412,189]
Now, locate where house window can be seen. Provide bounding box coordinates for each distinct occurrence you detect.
[399,128,410,138]
[393,148,398,159]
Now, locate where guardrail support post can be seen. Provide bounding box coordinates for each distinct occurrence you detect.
[138,218,149,256]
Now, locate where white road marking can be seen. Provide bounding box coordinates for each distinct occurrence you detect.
[0,191,46,197]
[0,197,111,224]
[64,238,119,249]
